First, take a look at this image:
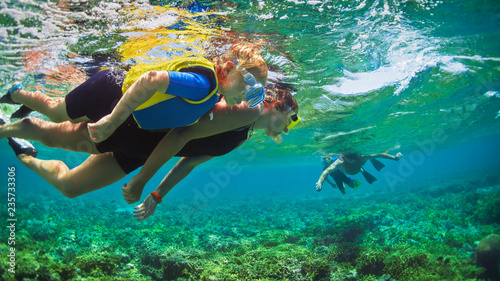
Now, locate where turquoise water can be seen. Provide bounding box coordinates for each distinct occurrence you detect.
[1,0,500,280]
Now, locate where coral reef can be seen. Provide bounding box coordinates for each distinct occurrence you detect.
[476,234,500,280]
[0,176,498,280]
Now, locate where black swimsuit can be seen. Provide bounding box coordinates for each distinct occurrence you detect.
[97,119,251,174]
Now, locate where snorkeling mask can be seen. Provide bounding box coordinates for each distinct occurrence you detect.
[321,156,333,166]
[239,68,265,108]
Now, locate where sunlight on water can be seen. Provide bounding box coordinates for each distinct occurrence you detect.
[0,0,499,157]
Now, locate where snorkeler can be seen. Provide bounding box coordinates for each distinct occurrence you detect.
[0,41,270,195]
[316,152,403,193]
[86,42,267,142]
[320,155,362,194]
[0,87,300,221]
[1,41,267,134]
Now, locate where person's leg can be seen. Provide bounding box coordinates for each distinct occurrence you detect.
[0,117,99,153]
[330,170,346,194]
[9,88,77,123]
[331,169,350,184]
[17,152,126,198]
[8,69,124,124]
[332,169,361,189]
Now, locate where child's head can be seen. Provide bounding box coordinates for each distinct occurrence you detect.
[214,42,268,106]
[228,43,268,84]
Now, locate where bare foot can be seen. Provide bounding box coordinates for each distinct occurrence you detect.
[87,114,117,143]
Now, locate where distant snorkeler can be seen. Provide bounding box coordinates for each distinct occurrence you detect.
[320,155,362,195]
[316,151,403,194]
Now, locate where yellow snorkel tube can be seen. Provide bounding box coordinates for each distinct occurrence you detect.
[287,114,301,130]
[284,105,301,130]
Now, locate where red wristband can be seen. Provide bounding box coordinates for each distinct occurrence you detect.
[151,191,162,203]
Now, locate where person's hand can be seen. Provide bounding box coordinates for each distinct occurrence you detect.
[87,114,117,143]
[395,152,403,161]
[315,181,323,192]
[133,194,158,221]
[122,176,146,204]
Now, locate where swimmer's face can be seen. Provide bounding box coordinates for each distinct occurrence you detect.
[264,105,295,144]
[221,69,245,106]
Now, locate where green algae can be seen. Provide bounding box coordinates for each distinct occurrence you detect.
[0,180,498,280]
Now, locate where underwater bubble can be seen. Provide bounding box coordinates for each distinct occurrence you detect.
[485,91,500,98]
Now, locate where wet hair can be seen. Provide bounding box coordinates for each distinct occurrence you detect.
[342,153,360,160]
[212,42,268,85]
[263,87,299,114]
[266,81,297,93]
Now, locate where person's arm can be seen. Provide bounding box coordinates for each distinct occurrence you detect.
[88,71,170,143]
[316,160,343,191]
[364,152,402,161]
[123,155,215,204]
[132,156,213,221]
[124,102,262,200]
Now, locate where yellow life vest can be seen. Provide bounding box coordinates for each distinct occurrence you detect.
[122,56,218,111]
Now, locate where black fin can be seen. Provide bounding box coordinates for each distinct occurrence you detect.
[361,168,377,184]
[0,93,15,104]
[11,105,33,119]
[370,159,385,171]
[338,183,346,194]
[7,137,38,157]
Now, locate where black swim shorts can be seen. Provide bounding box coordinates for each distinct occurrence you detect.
[65,69,125,121]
